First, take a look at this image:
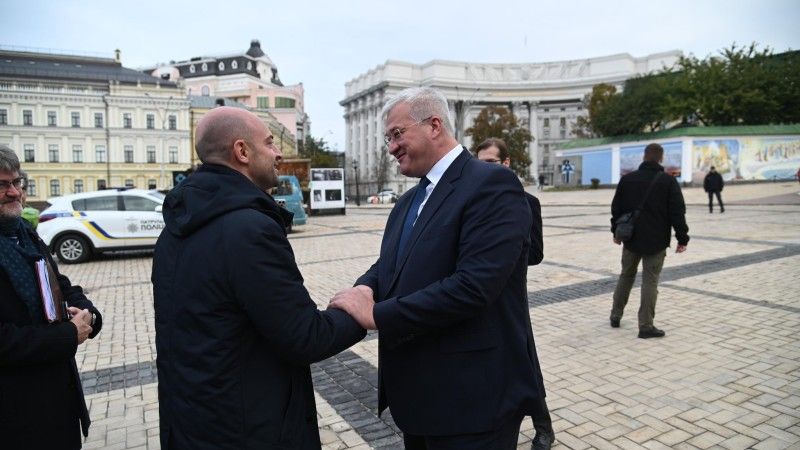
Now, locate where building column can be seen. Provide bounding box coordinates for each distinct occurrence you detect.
[527,101,539,180]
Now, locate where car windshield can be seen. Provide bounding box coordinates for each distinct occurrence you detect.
[274,179,294,196]
[148,191,165,201]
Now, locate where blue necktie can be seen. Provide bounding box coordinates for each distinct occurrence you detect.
[396,177,430,266]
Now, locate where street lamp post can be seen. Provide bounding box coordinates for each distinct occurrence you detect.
[352,160,360,207]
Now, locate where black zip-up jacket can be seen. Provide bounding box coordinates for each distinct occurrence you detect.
[152,164,365,450]
[611,161,690,255]
[703,171,724,192]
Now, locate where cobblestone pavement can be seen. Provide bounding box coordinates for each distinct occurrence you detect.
[61,183,800,449]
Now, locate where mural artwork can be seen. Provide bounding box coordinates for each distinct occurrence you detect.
[692,137,800,183]
[620,142,682,178]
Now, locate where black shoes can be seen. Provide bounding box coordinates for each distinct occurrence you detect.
[610,318,620,328]
[638,327,666,339]
[531,430,555,450]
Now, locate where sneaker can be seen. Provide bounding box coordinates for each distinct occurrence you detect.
[610,318,620,328]
[531,430,555,450]
[638,327,665,339]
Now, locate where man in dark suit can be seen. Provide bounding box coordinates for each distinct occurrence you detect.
[330,88,544,449]
[0,145,101,450]
[152,107,365,449]
[474,138,553,450]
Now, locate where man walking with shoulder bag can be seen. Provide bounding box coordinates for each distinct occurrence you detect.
[609,143,690,338]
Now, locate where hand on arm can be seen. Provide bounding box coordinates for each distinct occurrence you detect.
[329,285,376,330]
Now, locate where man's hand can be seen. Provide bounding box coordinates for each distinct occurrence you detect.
[676,244,687,253]
[613,237,621,245]
[69,307,93,345]
[329,285,376,330]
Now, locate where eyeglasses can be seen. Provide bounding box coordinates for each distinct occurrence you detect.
[383,116,432,145]
[480,158,503,164]
[0,177,25,194]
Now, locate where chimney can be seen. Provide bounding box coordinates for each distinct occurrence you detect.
[114,49,121,62]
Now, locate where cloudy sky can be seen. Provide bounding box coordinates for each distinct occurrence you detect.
[2,0,798,151]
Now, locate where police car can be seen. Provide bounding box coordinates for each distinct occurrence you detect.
[37,188,165,264]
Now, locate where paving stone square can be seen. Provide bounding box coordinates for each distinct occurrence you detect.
[61,182,800,449]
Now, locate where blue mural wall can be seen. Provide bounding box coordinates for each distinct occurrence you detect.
[580,149,612,184]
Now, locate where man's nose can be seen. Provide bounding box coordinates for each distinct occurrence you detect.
[5,184,22,197]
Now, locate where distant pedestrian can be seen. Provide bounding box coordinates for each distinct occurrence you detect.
[703,166,725,213]
[538,173,546,191]
[796,167,800,185]
[610,143,689,339]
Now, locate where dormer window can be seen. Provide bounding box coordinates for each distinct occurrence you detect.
[231,60,238,69]
[247,61,252,70]
[201,63,208,71]
[218,61,225,71]
[189,64,196,73]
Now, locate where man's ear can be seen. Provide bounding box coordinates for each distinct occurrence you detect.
[429,116,444,137]
[503,158,511,168]
[232,139,249,164]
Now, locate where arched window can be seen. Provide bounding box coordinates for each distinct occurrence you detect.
[218,61,225,71]
[247,61,252,70]
[231,60,238,69]
[201,63,207,71]
[189,64,195,73]
[201,85,210,96]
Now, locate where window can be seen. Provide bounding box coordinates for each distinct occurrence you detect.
[48,144,59,162]
[72,145,83,163]
[97,179,107,190]
[24,144,35,162]
[543,118,550,127]
[26,180,36,197]
[543,108,550,112]
[146,114,155,129]
[0,109,7,125]
[560,129,566,139]
[94,112,103,128]
[189,64,196,73]
[124,145,134,163]
[168,115,176,130]
[71,112,80,128]
[148,179,157,189]
[218,61,225,71]
[169,146,178,163]
[23,110,33,126]
[275,97,296,108]
[48,111,57,126]
[201,63,208,71]
[75,196,117,211]
[123,196,160,211]
[50,179,60,196]
[147,146,156,163]
[247,61,252,70]
[95,145,106,163]
[73,179,84,193]
[231,60,238,69]
[201,85,210,96]
[125,179,135,188]
[257,96,269,108]
[123,113,132,128]
[559,117,566,128]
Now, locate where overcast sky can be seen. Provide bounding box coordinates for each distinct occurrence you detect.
[2,0,798,151]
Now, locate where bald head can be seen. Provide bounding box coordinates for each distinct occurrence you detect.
[195,107,262,164]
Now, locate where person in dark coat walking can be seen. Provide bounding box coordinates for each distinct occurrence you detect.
[474,138,553,450]
[0,145,101,450]
[610,143,690,338]
[703,166,725,213]
[151,107,365,450]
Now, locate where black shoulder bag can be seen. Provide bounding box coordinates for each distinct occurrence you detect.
[614,172,663,242]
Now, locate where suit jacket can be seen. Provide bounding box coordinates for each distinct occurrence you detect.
[356,149,544,436]
[526,193,543,266]
[0,221,102,450]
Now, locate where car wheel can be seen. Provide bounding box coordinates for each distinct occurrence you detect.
[55,234,92,264]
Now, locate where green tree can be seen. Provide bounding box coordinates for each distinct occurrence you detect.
[298,134,339,168]
[465,106,532,177]
[574,83,617,138]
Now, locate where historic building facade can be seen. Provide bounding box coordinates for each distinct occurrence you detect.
[146,40,310,148]
[0,48,191,202]
[341,51,681,195]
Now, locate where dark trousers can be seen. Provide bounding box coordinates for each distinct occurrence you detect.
[611,248,667,330]
[708,191,724,212]
[531,397,553,435]
[403,414,523,450]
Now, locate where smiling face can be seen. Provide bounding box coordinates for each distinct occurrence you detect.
[384,102,437,178]
[0,169,23,220]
